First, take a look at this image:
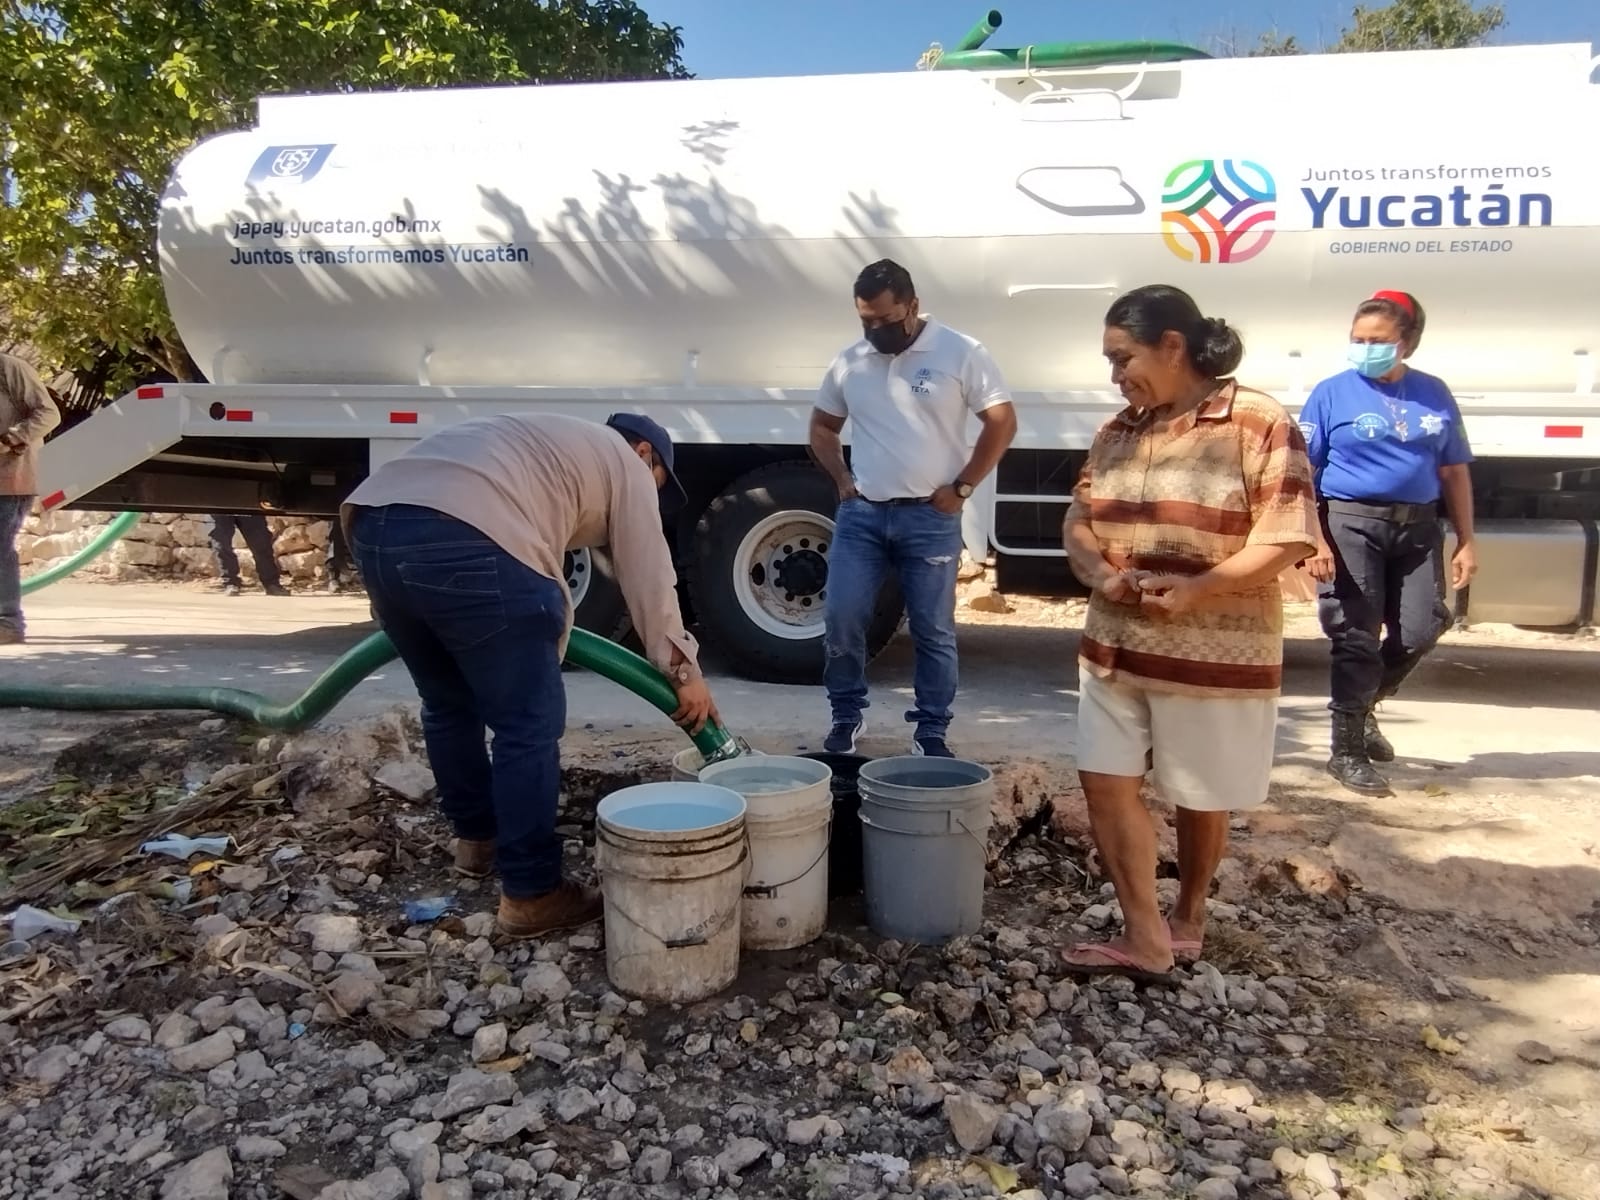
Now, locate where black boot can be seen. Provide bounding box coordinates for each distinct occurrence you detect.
[1328,711,1390,796]
[1364,708,1395,763]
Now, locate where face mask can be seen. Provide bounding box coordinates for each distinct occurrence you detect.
[1348,341,1400,379]
[864,319,915,356]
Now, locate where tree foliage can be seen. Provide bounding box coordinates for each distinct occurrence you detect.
[0,0,689,388]
[1237,0,1506,58]
[1333,0,1506,53]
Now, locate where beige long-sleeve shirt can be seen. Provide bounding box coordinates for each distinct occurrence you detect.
[0,353,63,497]
[342,413,700,675]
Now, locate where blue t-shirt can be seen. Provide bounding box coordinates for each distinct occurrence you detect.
[1299,368,1473,504]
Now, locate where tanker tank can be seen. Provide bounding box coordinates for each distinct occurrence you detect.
[160,42,1600,396]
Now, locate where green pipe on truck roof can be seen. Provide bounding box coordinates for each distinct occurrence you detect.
[952,9,1003,53]
[932,40,1212,70]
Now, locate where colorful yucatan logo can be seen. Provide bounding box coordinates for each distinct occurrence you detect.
[1161,159,1277,264]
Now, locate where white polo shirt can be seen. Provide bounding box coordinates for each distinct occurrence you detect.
[815,318,1012,502]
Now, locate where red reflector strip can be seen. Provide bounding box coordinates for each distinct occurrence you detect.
[1544,425,1583,439]
[224,409,254,422]
[135,385,164,400]
[41,490,65,510]
[389,411,418,424]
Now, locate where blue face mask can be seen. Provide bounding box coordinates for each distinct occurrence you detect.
[1348,341,1400,379]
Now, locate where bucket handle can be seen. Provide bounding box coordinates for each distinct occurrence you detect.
[859,811,990,857]
[744,815,832,901]
[602,844,748,949]
[956,818,992,861]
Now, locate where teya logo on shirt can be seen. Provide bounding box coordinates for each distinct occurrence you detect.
[910,367,934,396]
[1353,413,1390,440]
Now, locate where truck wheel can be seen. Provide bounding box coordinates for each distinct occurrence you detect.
[566,546,630,642]
[689,461,904,685]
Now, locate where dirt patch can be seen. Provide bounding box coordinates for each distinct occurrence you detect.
[52,714,256,790]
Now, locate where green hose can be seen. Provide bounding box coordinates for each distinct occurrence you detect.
[952,9,1002,53]
[930,40,1211,70]
[20,511,142,594]
[0,625,741,758]
[11,509,743,758]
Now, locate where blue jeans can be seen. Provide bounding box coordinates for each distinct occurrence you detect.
[0,495,30,635]
[824,498,963,737]
[349,504,568,898]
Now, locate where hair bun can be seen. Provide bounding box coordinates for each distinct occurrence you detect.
[1194,316,1244,378]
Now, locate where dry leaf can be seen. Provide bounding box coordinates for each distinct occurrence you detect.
[1423,783,1449,797]
[480,1055,527,1074]
[1375,1152,1404,1173]
[219,864,270,892]
[969,1156,1019,1192]
[1422,1024,1462,1055]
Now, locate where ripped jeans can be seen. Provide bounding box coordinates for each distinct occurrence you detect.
[823,497,962,738]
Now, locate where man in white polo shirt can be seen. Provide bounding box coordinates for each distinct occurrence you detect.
[810,259,1017,757]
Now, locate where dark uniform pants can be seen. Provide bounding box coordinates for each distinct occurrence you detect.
[209,513,281,589]
[1317,501,1451,715]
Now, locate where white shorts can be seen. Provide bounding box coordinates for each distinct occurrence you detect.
[1075,671,1278,812]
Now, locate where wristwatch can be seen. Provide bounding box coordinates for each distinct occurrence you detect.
[953,478,975,500]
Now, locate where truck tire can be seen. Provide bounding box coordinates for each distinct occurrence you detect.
[566,546,630,642]
[688,461,904,684]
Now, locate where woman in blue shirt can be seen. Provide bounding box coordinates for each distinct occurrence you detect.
[1301,290,1477,795]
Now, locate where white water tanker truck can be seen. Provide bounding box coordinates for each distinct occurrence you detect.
[37,17,1600,681]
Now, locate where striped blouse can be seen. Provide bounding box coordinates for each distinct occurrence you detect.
[1064,380,1319,698]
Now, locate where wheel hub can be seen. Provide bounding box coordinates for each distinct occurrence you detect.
[732,511,837,640]
[772,546,827,598]
[563,548,592,609]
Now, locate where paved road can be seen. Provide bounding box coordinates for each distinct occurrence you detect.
[3,582,1594,799]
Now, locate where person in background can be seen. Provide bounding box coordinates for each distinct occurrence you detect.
[1301,290,1475,796]
[324,520,355,593]
[810,258,1017,758]
[1060,285,1318,980]
[209,511,289,597]
[344,411,720,939]
[0,352,63,645]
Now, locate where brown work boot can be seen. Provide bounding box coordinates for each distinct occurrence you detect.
[496,883,603,940]
[452,838,495,879]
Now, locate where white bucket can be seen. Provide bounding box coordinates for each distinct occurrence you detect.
[671,746,705,782]
[595,781,748,1003]
[674,744,767,782]
[699,756,834,951]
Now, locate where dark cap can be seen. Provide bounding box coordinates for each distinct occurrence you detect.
[605,412,687,511]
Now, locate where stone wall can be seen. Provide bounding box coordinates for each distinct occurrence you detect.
[18,510,343,586]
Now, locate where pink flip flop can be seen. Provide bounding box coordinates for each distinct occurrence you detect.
[1165,919,1203,964]
[1056,942,1174,986]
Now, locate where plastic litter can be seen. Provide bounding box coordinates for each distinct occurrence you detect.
[8,904,83,941]
[270,846,305,866]
[141,834,232,860]
[403,896,455,923]
[288,1022,307,1039]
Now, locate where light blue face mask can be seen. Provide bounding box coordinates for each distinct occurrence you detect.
[1348,341,1400,379]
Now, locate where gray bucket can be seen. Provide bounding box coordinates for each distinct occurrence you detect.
[857,756,994,944]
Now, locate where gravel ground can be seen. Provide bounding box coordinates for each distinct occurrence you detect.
[2,706,1596,1200]
[1,582,1597,1200]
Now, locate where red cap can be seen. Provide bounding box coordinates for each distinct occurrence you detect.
[1371,289,1415,316]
